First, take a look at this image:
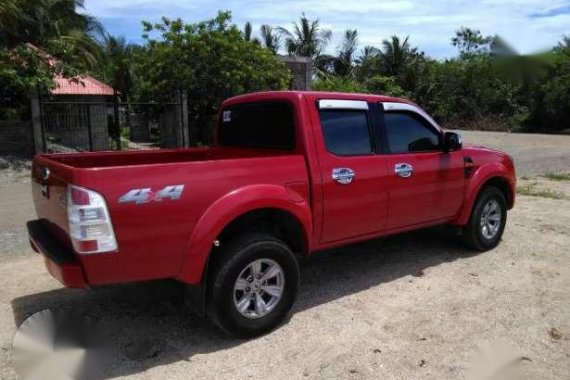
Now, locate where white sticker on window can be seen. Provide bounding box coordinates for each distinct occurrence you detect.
[223,110,231,123]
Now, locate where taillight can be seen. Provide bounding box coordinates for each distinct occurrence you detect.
[67,185,118,254]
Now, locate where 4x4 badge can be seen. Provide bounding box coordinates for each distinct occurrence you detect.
[118,185,184,204]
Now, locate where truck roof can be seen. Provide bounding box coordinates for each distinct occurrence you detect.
[221,90,415,108]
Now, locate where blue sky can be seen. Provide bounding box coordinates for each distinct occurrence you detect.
[83,0,570,58]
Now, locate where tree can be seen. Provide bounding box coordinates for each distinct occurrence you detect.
[526,38,570,132]
[333,29,358,77]
[0,0,103,119]
[278,13,332,59]
[260,25,281,54]
[380,35,411,76]
[355,45,381,82]
[0,0,104,71]
[244,21,253,41]
[451,27,492,56]
[96,35,136,99]
[135,12,290,129]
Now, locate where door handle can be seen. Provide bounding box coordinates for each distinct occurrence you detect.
[332,168,355,184]
[394,163,413,178]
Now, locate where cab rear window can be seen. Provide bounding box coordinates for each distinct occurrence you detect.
[218,102,295,150]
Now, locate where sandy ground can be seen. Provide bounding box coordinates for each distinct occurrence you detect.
[0,132,569,379]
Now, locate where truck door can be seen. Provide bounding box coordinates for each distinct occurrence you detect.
[379,102,464,229]
[312,99,389,243]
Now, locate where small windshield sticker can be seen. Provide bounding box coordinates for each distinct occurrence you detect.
[222,110,231,123]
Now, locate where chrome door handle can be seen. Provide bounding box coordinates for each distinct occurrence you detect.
[394,163,413,178]
[332,168,355,184]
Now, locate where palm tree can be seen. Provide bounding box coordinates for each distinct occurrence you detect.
[380,35,411,76]
[0,0,103,68]
[333,29,358,77]
[99,35,135,97]
[278,13,332,59]
[260,24,281,54]
[0,0,103,46]
[355,45,381,81]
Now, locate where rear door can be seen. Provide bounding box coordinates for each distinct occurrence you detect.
[312,99,390,243]
[379,102,464,229]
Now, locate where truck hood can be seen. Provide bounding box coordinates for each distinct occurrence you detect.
[462,143,508,157]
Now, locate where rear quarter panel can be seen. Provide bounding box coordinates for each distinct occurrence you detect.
[69,155,309,285]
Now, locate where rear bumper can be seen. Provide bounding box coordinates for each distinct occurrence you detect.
[27,220,87,289]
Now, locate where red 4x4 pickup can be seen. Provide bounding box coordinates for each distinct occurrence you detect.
[28,91,516,337]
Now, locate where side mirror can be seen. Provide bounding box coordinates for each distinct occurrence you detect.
[444,132,462,152]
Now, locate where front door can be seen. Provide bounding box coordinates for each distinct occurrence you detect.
[379,104,464,229]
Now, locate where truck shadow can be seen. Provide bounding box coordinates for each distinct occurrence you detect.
[11,226,483,379]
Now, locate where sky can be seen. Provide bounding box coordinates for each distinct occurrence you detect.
[83,0,570,58]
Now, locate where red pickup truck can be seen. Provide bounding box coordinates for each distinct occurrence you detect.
[28,91,515,337]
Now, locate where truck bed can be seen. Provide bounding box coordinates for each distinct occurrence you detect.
[32,147,309,286]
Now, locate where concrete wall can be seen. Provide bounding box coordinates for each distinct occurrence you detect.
[277,56,313,90]
[0,121,35,158]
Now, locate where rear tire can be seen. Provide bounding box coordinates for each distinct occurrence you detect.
[462,186,507,251]
[206,233,300,338]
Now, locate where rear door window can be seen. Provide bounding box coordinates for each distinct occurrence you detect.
[218,102,295,150]
[318,109,372,156]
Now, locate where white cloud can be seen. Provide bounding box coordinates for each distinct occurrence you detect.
[83,0,570,57]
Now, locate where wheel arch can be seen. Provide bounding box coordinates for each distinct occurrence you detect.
[454,163,515,226]
[177,184,312,285]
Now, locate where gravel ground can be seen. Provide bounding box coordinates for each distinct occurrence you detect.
[0,185,568,380]
[0,131,569,379]
[457,130,570,177]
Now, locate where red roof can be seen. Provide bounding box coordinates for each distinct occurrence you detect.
[24,44,115,96]
[52,75,115,96]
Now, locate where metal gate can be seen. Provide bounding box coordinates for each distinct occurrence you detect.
[38,91,187,153]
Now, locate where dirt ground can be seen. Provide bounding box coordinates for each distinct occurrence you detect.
[0,132,569,379]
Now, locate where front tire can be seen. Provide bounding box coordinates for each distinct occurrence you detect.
[207,233,300,338]
[462,186,507,251]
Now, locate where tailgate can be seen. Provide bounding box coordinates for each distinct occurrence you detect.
[31,156,74,248]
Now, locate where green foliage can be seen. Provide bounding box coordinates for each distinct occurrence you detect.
[363,76,408,98]
[134,11,290,119]
[0,0,103,68]
[94,35,136,99]
[543,172,570,181]
[312,76,369,93]
[525,42,570,133]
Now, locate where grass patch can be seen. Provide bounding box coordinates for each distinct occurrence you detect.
[542,172,570,181]
[517,182,566,200]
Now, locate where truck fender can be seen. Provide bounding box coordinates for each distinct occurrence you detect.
[453,162,515,226]
[177,184,312,285]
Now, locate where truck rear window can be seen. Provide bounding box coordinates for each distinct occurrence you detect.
[218,102,295,150]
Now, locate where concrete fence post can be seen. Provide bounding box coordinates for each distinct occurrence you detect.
[180,90,189,147]
[30,92,45,154]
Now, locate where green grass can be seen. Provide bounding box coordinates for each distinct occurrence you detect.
[542,172,570,181]
[517,182,566,200]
